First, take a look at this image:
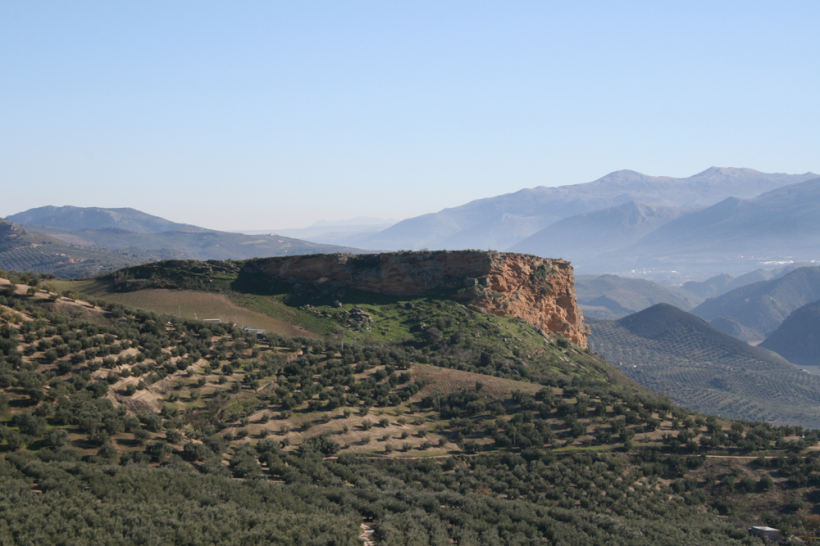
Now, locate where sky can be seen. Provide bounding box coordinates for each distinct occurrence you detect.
[2,1,819,230]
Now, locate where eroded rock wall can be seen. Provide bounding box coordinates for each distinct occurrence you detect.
[254,251,588,347]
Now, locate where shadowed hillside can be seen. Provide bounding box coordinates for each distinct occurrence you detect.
[509,201,690,268]
[358,168,816,252]
[588,304,820,427]
[761,301,820,366]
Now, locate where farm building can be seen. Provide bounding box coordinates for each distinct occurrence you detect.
[747,526,781,541]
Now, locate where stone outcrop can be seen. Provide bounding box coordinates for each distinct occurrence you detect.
[253,251,588,347]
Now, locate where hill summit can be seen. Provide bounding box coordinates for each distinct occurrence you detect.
[253,250,589,347]
[8,205,186,233]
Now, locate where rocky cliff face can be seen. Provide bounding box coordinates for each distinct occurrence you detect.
[255,251,588,347]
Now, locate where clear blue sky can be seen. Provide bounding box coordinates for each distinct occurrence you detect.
[2,1,818,230]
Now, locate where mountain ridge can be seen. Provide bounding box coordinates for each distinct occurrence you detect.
[357,168,817,252]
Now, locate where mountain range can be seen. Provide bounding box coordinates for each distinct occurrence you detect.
[691,266,820,340]
[354,167,816,255]
[1,207,366,278]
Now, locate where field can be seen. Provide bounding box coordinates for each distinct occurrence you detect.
[54,281,317,338]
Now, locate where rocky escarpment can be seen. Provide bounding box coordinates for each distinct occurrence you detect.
[254,251,588,347]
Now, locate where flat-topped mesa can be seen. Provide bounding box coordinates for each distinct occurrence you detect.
[254,250,588,348]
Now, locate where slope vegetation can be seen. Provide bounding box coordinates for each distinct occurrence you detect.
[0,218,181,278]
[3,268,820,543]
[588,304,820,428]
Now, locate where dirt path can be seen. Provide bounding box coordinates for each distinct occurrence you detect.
[359,522,375,546]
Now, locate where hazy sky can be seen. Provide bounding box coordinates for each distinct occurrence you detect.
[2,1,818,230]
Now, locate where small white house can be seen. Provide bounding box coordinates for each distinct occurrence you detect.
[748,526,781,541]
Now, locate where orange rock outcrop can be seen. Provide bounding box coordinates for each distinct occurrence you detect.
[254,251,588,347]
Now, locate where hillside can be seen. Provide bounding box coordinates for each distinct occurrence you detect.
[8,205,188,233]
[575,274,703,320]
[626,178,820,269]
[509,201,690,268]
[708,317,763,343]
[7,264,820,542]
[8,206,367,267]
[0,218,182,278]
[761,301,820,366]
[588,304,820,428]
[23,223,365,261]
[357,167,816,252]
[692,266,820,338]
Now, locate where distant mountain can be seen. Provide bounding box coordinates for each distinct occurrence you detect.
[760,301,820,366]
[20,223,366,262]
[575,274,703,320]
[0,218,182,278]
[589,304,820,427]
[310,216,395,228]
[267,223,394,247]
[357,167,816,251]
[691,267,820,338]
[9,206,368,265]
[629,177,820,263]
[682,264,812,299]
[509,201,690,267]
[8,206,187,233]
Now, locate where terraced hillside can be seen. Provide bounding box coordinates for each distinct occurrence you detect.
[0,218,181,278]
[588,304,820,428]
[7,263,820,543]
[12,205,367,263]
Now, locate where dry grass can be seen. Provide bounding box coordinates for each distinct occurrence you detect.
[64,286,319,338]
